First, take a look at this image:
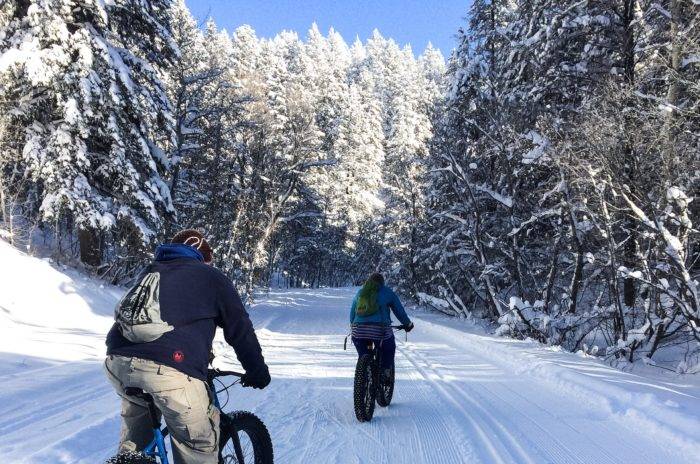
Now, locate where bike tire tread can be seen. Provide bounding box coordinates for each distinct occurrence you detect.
[105,451,157,464]
[219,410,274,463]
[354,354,376,422]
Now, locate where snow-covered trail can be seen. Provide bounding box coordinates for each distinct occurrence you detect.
[237,288,699,464]
[0,242,698,463]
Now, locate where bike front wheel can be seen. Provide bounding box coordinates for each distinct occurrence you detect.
[353,354,377,422]
[219,410,273,464]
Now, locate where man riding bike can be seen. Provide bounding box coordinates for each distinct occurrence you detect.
[104,229,270,464]
[349,272,414,378]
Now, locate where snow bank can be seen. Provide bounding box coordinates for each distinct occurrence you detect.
[0,240,118,369]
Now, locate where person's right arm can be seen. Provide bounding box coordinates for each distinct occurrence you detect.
[388,288,411,327]
[216,276,269,385]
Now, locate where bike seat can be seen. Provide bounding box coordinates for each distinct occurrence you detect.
[124,387,153,402]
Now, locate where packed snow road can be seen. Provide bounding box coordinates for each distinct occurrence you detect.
[231,289,700,464]
[0,243,698,463]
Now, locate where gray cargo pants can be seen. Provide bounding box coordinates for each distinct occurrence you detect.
[104,355,219,464]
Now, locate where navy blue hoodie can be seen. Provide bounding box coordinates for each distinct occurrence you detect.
[106,244,267,380]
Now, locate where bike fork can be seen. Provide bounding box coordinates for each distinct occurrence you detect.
[155,430,169,464]
[231,425,245,463]
[143,428,169,464]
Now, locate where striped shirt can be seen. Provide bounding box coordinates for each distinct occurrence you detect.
[351,324,393,341]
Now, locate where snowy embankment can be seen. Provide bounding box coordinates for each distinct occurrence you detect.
[0,240,699,463]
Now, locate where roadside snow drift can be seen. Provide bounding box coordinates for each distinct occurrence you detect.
[0,240,698,463]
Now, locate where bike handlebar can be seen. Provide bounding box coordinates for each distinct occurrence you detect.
[207,368,244,380]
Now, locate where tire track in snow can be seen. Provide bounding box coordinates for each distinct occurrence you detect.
[487,379,624,463]
[396,342,527,464]
[0,362,66,381]
[0,362,117,461]
[291,369,387,464]
[319,402,387,463]
[412,316,694,464]
[390,350,472,463]
[30,415,120,463]
[401,342,588,464]
[0,364,108,433]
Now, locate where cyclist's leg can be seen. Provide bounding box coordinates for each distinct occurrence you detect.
[352,337,371,359]
[137,362,220,464]
[379,336,396,370]
[104,356,157,453]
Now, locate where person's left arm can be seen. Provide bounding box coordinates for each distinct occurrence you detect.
[349,294,358,324]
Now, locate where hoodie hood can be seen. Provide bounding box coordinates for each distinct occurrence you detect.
[155,243,204,262]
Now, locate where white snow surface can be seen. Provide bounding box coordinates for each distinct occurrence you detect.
[0,240,699,463]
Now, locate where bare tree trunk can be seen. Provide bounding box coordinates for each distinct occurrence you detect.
[543,230,562,314]
[601,190,626,342]
[167,164,181,235]
[0,179,12,245]
[14,0,31,18]
[662,0,683,176]
[473,209,503,318]
[79,227,102,267]
[621,0,638,310]
[511,233,526,299]
[0,114,13,245]
[408,190,419,296]
[565,196,584,314]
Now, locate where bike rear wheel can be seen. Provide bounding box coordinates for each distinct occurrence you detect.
[376,365,395,407]
[353,354,377,422]
[219,411,273,464]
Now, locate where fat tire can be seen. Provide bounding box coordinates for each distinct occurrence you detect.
[353,354,376,422]
[376,365,395,407]
[105,451,156,464]
[219,410,274,464]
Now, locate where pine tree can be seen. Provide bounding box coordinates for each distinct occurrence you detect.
[0,0,177,270]
[165,0,215,233]
[349,31,444,294]
[420,0,699,368]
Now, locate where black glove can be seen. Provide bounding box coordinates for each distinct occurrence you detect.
[240,367,271,389]
[404,322,414,333]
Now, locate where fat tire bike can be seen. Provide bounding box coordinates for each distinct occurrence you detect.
[106,365,273,463]
[346,325,406,422]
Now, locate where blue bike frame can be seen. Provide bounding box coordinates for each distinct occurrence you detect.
[142,426,170,464]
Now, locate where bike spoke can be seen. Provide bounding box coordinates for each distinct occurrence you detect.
[222,431,255,463]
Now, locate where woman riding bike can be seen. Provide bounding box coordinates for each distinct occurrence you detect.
[349,272,414,379]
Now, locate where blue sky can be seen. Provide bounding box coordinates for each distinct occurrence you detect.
[184,0,471,57]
